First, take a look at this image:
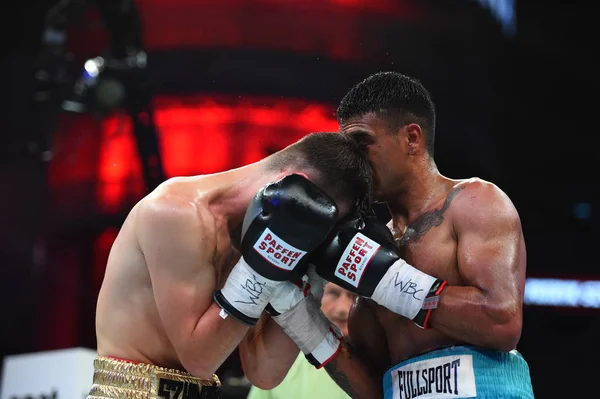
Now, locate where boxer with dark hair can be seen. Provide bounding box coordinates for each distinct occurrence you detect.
[308,72,534,398]
[88,132,372,399]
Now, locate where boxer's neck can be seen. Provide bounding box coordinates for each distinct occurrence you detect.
[387,157,454,224]
[208,161,280,232]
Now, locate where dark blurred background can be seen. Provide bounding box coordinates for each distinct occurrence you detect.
[0,0,598,398]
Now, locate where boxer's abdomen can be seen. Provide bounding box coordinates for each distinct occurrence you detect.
[377,307,462,364]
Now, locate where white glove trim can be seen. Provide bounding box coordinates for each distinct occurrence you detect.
[371,259,438,320]
[218,257,280,320]
[269,281,306,314]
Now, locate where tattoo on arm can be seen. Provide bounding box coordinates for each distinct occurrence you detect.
[325,358,359,399]
[324,339,363,399]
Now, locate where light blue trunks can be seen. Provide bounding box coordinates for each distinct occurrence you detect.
[383,346,534,399]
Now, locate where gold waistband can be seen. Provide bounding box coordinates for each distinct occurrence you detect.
[87,356,222,399]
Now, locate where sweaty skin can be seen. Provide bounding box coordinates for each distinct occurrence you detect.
[351,178,526,366]
[96,165,305,382]
[319,115,527,399]
[96,160,355,387]
[96,175,241,375]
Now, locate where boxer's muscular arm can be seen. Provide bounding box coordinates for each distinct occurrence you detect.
[324,298,386,399]
[238,313,300,389]
[429,181,525,351]
[137,198,250,379]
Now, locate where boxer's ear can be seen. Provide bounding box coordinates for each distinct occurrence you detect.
[406,123,424,155]
[274,171,311,183]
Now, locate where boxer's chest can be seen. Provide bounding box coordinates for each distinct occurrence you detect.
[391,213,460,285]
[374,217,463,362]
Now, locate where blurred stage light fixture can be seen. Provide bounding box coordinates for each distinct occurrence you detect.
[37,0,165,191]
[62,52,147,115]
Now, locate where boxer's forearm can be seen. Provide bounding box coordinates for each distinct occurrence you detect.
[428,286,521,351]
[325,340,383,399]
[183,303,251,379]
[239,315,300,389]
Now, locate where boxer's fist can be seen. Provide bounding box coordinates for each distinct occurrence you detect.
[214,174,338,325]
[240,174,339,281]
[311,215,447,328]
[311,214,397,296]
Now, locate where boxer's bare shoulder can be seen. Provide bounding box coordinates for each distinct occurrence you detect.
[391,177,521,250]
[133,176,224,276]
[96,176,233,368]
[140,176,238,274]
[137,177,214,246]
[449,177,521,228]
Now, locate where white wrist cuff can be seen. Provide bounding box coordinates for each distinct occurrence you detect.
[273,295,342,368]
[308,326,343,368]
[371,259,438,319]
[269,281,306,314]
[219,258,280,319]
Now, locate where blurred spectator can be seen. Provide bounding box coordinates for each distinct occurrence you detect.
[246,283,356,399]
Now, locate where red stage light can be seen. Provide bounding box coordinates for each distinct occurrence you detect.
[96,95,338,212]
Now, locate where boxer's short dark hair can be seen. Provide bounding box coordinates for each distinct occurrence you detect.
[269,132,373,215]
[337,71,436,155]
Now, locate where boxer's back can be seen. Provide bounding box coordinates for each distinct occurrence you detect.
[95,176,237,370]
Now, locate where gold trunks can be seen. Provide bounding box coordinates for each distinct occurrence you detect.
[87,356,222,399]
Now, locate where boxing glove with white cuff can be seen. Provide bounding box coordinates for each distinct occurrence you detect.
[311,215,447,329]
[213,174,338,325]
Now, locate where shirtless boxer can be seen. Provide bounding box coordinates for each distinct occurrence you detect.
[310,72,535,398]
[260,72,535,398]
[88,132,372,399]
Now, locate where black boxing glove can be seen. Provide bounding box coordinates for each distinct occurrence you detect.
[311,215,447,329]
[214,174,338,325]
